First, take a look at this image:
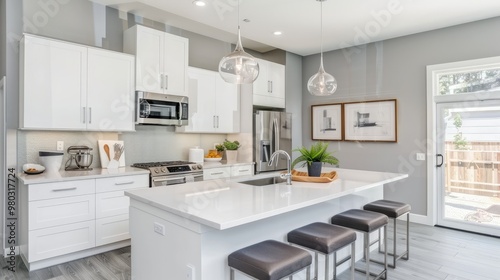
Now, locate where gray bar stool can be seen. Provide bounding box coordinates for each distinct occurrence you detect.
[287,222,356,280]
[331,209,388,280]
[228,239,312,280]
[363,199,410,268]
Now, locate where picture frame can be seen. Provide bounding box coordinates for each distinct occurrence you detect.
[343,99,397,142]
[311,103,343,141]
[97,140,126,168]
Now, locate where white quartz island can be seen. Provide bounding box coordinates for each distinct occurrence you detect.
[125,168,407,280]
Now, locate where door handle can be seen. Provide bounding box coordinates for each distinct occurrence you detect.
[436,154,444,167]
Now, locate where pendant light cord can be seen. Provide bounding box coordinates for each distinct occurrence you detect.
[320,0,323,58]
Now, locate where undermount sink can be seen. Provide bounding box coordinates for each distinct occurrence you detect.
[239,176,287,186]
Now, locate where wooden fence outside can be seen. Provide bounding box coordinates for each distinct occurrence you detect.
[445,141,500,196]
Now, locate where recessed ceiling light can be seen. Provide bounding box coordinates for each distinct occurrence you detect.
[273,31,283,36]
[192,0,206,7]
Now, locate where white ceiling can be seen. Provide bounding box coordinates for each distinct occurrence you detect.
[90,0,500,56]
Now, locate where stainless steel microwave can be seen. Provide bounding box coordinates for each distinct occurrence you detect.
[135,91,189,126]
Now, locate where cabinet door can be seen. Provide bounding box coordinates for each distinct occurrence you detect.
[21,35,87,130]
[135,25,164,93]
[190,67,216,132]
[28,221,95,262]
[87,48,135,131]
[29,194,95,230]
[231,164,254,177]
[215,75,240,133]
[163,32,189,96]
[96,214,130,246]
[253,58,269,97]
[268,62,286,100]
[203,166,231,180]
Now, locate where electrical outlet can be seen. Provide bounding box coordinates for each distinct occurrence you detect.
[416,153,426,161]
[186,265,195,280]
[56,141,64,151]
[153,222,166,236]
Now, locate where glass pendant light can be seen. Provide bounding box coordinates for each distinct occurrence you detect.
[308,0,337,96]
[218,2,259,84]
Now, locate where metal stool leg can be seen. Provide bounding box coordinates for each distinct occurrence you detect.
[350,242,355,280]
[365,232,370,280]
[230,268,235,280]
[314,252,319,280]
[325,254,330,280]
[405,212,410,260]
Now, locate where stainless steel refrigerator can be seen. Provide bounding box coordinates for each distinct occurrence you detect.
[254,110,292,173]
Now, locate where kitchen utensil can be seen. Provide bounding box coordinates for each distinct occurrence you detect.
[104,144,110,161]
[65,146,93,171]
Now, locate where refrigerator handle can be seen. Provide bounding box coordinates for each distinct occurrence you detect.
[273,118,280,167]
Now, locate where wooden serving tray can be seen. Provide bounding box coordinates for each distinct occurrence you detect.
[290,169,338,183]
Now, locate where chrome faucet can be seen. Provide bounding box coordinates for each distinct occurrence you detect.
[268,150,292,185]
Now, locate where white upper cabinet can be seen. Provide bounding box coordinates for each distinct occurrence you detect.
[176,67,240,133]
[87,48,135,131]
[20,35,87,130]
[253,58,286,108]
[20,34,135,131]
[124,25,188,96]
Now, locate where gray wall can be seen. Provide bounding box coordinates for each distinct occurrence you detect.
[285,52,303,160]
[302,17,500,216]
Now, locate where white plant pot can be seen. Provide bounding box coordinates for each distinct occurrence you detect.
[225,150,238,163]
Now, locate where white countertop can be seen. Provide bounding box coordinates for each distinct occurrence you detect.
[17,166,150,184]
[125,168,408,230]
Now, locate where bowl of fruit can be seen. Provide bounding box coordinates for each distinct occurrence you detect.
[205,149,222,162]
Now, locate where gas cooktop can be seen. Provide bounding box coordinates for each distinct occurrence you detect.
[131,161,203,177]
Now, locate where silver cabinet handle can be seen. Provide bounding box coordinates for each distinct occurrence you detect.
[213,115,216,128]
[115,181,134,185]
[211,172,224,175]
[270,81,273,93]
[216,116,219,128]
[165,74,168,90]
[82,107,86,123]
[88,107,92,124]
[52,187,77,192]
[160,74,164,89]
[238,169,250,172]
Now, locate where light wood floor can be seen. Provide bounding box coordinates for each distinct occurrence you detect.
[1,223,499,280]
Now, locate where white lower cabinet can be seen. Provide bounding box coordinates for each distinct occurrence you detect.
[95,214,130,246]
[203,164,254,180]
[203,166,231,180]
[95,174,148,246]
[231,164,254,177]
[29,221,96,262]
[20,173,148,270]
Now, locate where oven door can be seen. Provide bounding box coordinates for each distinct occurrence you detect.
[151,173,203,187]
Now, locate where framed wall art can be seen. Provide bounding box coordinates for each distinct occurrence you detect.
[343,99,397,142]
[311,103,343,141]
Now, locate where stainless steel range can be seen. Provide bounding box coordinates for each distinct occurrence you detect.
[131,161,203,187]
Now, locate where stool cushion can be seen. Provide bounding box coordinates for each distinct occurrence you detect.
[287,222,357,254]
[363,200,411,218]
[228,240,312,280]
[331,209,388,233]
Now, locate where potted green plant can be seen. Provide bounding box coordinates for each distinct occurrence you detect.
[291,142,339,177]
[215,144,225,157]
[223,139,240,162]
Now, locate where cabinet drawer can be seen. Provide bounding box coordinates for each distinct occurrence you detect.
[96,214,130,246]
[28,221,95,262]
[29,194,95,230]
[231,165,254,177]
[203,167,231,180]
[96,174,148,193]
[96,191,130,218]
[28,179,95,201]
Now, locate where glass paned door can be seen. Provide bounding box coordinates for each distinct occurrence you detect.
[437,100,500,236]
